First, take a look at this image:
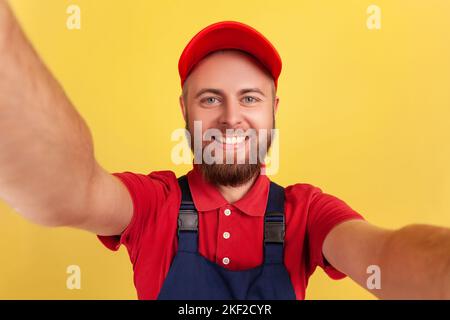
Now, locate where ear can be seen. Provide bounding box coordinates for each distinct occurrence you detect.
[179,95,187,122]
[273,96,280,115]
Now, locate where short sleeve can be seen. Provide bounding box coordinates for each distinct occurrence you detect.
[96,170,177,264]
[307,189,365,280]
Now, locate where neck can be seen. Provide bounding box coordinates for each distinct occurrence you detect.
[216,174,258,204]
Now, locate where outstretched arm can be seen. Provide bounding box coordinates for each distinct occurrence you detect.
[323,219,450,299]
[0,0,133,235]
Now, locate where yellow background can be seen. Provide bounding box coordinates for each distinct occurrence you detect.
[0,0,449,299]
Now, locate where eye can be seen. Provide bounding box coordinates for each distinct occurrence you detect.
[201,97,220,105]
[243,96,259,104]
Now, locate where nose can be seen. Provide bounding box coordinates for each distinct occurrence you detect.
[219,99,243,128]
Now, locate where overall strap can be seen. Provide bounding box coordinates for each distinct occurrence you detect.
[177,175,198,253]
[264,181,286,264]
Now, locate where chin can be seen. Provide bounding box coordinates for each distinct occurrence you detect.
[199,162,262,187]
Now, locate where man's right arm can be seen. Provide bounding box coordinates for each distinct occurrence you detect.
[0,0,133,235]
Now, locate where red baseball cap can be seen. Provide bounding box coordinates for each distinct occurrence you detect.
[178,21,282,90]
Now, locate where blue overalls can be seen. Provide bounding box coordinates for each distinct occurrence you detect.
[157,175,297,300]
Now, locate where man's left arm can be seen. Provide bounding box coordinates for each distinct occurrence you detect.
[323,220,450,299]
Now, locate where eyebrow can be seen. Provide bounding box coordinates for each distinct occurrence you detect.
[194,88,266,99]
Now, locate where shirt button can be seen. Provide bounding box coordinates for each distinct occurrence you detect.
[224,209,231,216]
[222,257,230,265]
[223,232,230,239]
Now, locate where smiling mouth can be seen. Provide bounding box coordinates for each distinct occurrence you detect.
[212,135,249,149]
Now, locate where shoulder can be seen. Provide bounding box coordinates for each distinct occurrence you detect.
[283,181,362,222]
[114,169,179,186]
[112,169,181,201]
[147,170,179,187]
[284,182,324,205]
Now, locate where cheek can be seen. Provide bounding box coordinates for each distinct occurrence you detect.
[187,109,217,143]
[188,105,216,126]
[189,115,216,133]
[245,108,274,129]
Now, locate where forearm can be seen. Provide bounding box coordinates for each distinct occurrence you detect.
[377,224,450,299]
[0,1,96,225]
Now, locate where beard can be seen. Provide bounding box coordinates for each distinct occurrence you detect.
[186,121,274,187]
[199,161,262,187]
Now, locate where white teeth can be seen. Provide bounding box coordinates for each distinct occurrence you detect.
[216,135,245,144]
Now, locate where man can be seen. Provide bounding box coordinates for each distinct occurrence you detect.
[0,0,449,299]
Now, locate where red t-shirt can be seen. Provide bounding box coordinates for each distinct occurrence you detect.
[98,165,364,300]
